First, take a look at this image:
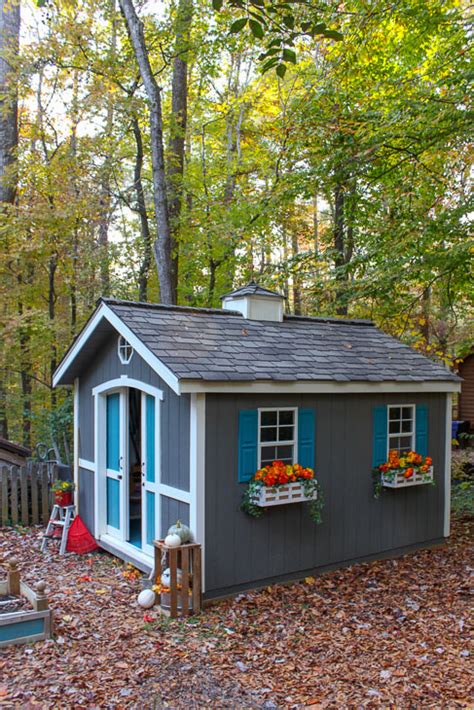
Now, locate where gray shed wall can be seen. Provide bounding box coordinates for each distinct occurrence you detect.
[78,467,95,535]
[205,392,447,597]
[76,333,190,544]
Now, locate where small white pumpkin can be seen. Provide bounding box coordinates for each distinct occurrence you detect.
[137,589,156,609]
[167,520,192,543]
[164,533,181,548]
[161,567,183,587]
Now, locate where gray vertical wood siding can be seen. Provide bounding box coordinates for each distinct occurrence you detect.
[76,332,191,554]
[78,335,190,492]
[160,496,190,537]
[78,468,95,535]
[205,392,447,597]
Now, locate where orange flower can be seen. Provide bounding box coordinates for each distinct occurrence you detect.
[425,456,432,466]
[404,467,414,479]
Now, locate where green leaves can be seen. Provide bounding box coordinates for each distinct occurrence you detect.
[249,19,265,39]
[229,17,248,33]
[216,0,343,76]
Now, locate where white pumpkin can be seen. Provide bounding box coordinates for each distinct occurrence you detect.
[161,567,183,588]
[164,533,181,548]
[167,520,192,543]
[137,589,156,609]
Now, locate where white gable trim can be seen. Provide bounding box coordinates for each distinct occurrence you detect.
[179,380,461,394]
[52,303,181,395]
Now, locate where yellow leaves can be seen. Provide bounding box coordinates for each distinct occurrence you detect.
[305,576,316,585]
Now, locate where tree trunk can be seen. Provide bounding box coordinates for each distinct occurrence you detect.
[132,116,152,302]
[0,0,20,206]
[0,377,7,439]
[333,182,348,316]
[167,0,193,299]
[97,0,117,296]
[119,0,174,304]
[291,230,302,315]
[1,0,20,441]
[17,281,32,449]
[421,286,431,344]
[312,193,319,258]
[49,254,57,407]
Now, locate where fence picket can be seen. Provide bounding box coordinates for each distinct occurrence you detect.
[1,466,9,525]
[20,466,29,526]
[41,464,50,523]
[10,467,19,526]
[0,462,58,527]
[30,463,39,524]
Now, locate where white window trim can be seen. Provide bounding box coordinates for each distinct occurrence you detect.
[118,335,134,365]
[257,407,298,468]
[387,403,416,456]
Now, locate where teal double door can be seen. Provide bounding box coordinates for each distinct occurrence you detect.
[105,389,158,556]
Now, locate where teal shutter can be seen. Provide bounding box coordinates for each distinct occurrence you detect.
[372,406,388,466]
[415,405,428,456]
[298,408,316,468]
[238,410,258,482]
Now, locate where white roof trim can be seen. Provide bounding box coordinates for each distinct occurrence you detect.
[52,302,181,395]
[179,380,461,394]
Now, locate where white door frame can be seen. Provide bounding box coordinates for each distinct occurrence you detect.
[93,376,163,555]
[104,388,128,541]
[141,391,161,556]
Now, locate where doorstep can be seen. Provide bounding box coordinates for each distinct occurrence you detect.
[98,534,153,574]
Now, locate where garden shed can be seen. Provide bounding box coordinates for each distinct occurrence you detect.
[53,284,460,599]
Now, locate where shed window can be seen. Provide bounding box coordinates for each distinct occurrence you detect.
[388,405,415,455]
[259,408,297,467]
[118,336,134,365]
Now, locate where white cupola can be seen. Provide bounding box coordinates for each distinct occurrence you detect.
[221,282,285,322]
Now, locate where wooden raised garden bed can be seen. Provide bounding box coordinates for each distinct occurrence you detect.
[381,466,434,489]
[251,481,318,507]
[0,558,52,647]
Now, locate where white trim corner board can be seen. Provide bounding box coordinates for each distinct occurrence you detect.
[444,393,452,538]
[73,377,80,513]
[189,392,206,592]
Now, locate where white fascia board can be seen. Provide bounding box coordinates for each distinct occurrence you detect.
[180,380,461,395]
[53,302,181,395]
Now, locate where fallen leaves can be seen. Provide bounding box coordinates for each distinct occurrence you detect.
[0,521,472,708]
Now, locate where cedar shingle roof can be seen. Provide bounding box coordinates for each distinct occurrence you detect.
[104,299,458,384]
[221,281,284,300]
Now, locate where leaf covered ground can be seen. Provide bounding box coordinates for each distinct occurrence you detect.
[0,520,472,708]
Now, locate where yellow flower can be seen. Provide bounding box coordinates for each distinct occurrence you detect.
[399,458,406,467]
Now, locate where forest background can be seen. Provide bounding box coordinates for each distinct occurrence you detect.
[0,0,472,460]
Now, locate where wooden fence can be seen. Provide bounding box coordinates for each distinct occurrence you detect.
[0,463,57,527]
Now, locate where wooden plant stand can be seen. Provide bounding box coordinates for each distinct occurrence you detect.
[0,558,53,647]
[153,540,202,618]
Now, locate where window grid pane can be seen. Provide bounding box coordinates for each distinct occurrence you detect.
[388,405,414,455]
[259,409,296,466]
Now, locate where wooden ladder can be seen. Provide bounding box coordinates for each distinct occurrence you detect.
[41,504,76,555]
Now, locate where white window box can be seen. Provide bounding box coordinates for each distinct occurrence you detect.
[381,466,434,489]
[251,481,317,507]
